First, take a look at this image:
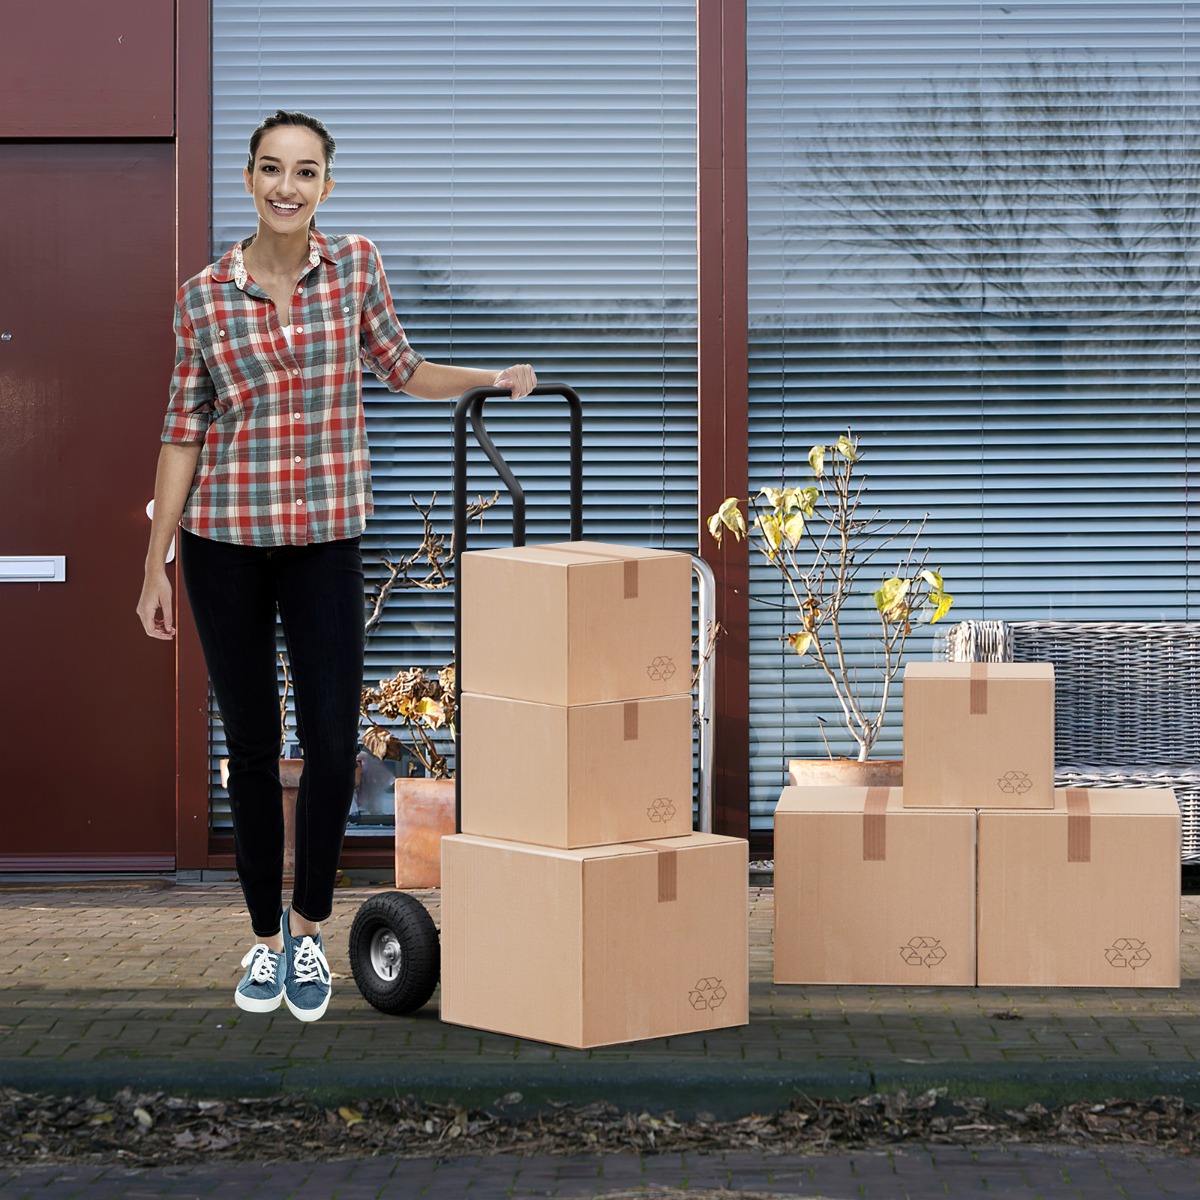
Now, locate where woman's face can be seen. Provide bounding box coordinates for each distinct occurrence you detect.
[243,125,335,237]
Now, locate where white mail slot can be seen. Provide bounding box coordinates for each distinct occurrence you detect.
[0,556,67,583]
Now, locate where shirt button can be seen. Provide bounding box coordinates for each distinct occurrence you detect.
[219,330,226,338]
[293,412,301,420]
[295,326,303,334]
[296,498,304,506]
[343,306,350,314]
[296,286,303,293]
[292,369,300,376]
[294,455,302,463]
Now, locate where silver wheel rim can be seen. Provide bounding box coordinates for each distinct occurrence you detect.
[368,927,403,981]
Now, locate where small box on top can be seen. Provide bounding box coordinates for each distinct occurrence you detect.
[903,662,1055,808]
[460,541,692,707]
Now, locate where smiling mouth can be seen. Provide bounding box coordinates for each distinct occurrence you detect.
[269,201,302,216]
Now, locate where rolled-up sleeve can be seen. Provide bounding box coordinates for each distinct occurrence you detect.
[359,240,424,392]
[161,299,216,444]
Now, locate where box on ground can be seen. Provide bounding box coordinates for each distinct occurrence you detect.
[460,541,692,706]
[440,831,749,1048]
[903,662,1054,808]
[774,785,976,986]
[977,788,1181,988]
[460,692,693,847]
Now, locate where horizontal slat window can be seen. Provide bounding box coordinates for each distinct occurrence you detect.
[747,1,1199,829]
[209,1,698,834]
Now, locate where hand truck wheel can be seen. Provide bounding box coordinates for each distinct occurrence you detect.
[348,891,440,1016]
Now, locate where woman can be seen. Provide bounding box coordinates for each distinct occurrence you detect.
[136,110,536,1022]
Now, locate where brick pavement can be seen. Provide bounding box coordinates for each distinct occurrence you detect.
[2,1144,1199,1198]
[0,882,1197,1114]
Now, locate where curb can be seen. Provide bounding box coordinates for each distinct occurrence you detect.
[4,1059,1198,1118]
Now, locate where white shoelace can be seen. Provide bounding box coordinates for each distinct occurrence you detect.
[291,935,331,987]
[241,942,280,985]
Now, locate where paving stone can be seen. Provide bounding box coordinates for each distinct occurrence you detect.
[0,882,1195,1118]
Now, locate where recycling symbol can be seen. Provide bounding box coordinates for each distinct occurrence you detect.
[688,977,727,1010]
[647,797,677,823]
[997,771,1033,795]
[647,655,677,682]
[899,937,946,968]
[1105,938,1152,970]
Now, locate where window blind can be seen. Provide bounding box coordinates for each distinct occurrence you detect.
[746,1,1199,830]
[209,0,698,834]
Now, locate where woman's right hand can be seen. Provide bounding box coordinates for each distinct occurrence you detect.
[137,569,176,640]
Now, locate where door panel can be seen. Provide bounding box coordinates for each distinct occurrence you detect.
[0,143,177,866]
[0,2,174,138]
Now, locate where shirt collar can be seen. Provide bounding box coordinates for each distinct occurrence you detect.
[213,228,332,289]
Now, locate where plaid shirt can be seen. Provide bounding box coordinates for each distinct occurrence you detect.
[162,228,424,546]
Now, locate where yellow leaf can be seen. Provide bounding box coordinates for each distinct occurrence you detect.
[414,697,446,729]
[707,497,746,544]
[808,444,826,477]
[338,1106,364,1126]
[835,433,859,462]
[781,512,806,547]
[755,514,783,558]
[788,632,813,657]
[874,576,910,621]
[929,589,955,624]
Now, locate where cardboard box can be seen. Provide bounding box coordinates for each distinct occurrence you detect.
[461,541,692,706]
[774,785,977,986]
[440,831,749,1047]
[977,788,1181,988]
[903,662,1055,808]
[460,692,693,847]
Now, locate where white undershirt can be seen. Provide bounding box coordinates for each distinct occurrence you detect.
[281,324,294,345]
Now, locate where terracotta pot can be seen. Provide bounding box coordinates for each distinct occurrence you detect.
[394,776,456,888]
[787,758,903,788]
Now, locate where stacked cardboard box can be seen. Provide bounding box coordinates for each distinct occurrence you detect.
[775,662,1181,988]
[441,542,750,1047]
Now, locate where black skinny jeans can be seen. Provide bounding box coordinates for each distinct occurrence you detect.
[180,528,365,937]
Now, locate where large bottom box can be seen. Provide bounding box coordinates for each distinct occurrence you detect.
[978,788,1181,988]
[440,831,749,1048]
[774,785,977,985]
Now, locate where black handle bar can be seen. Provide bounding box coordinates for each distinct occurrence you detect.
[451,383,583,828]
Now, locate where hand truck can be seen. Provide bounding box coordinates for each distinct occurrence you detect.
[347,383,715,1014]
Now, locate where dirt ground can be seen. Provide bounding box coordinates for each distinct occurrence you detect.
[4,1087,1197,1168]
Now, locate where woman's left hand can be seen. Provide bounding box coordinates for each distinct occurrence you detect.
[494,363,537,400]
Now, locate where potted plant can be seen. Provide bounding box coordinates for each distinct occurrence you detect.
[708,432,953,783]
[359,663,456,888]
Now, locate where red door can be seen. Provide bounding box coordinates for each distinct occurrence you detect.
[0,143,178,868]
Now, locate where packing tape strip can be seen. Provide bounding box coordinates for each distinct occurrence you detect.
[862,786,890,861]
[624,701,639,741]
[630,842,679,902]
[969,662,988,715]
[1065,787,1092,863]
[542,543,640,599]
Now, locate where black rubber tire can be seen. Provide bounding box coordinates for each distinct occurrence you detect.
[348,891,440,1015]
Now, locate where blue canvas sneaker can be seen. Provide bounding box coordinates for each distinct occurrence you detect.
[234,942,286,1013]
[282,907,332,1022]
